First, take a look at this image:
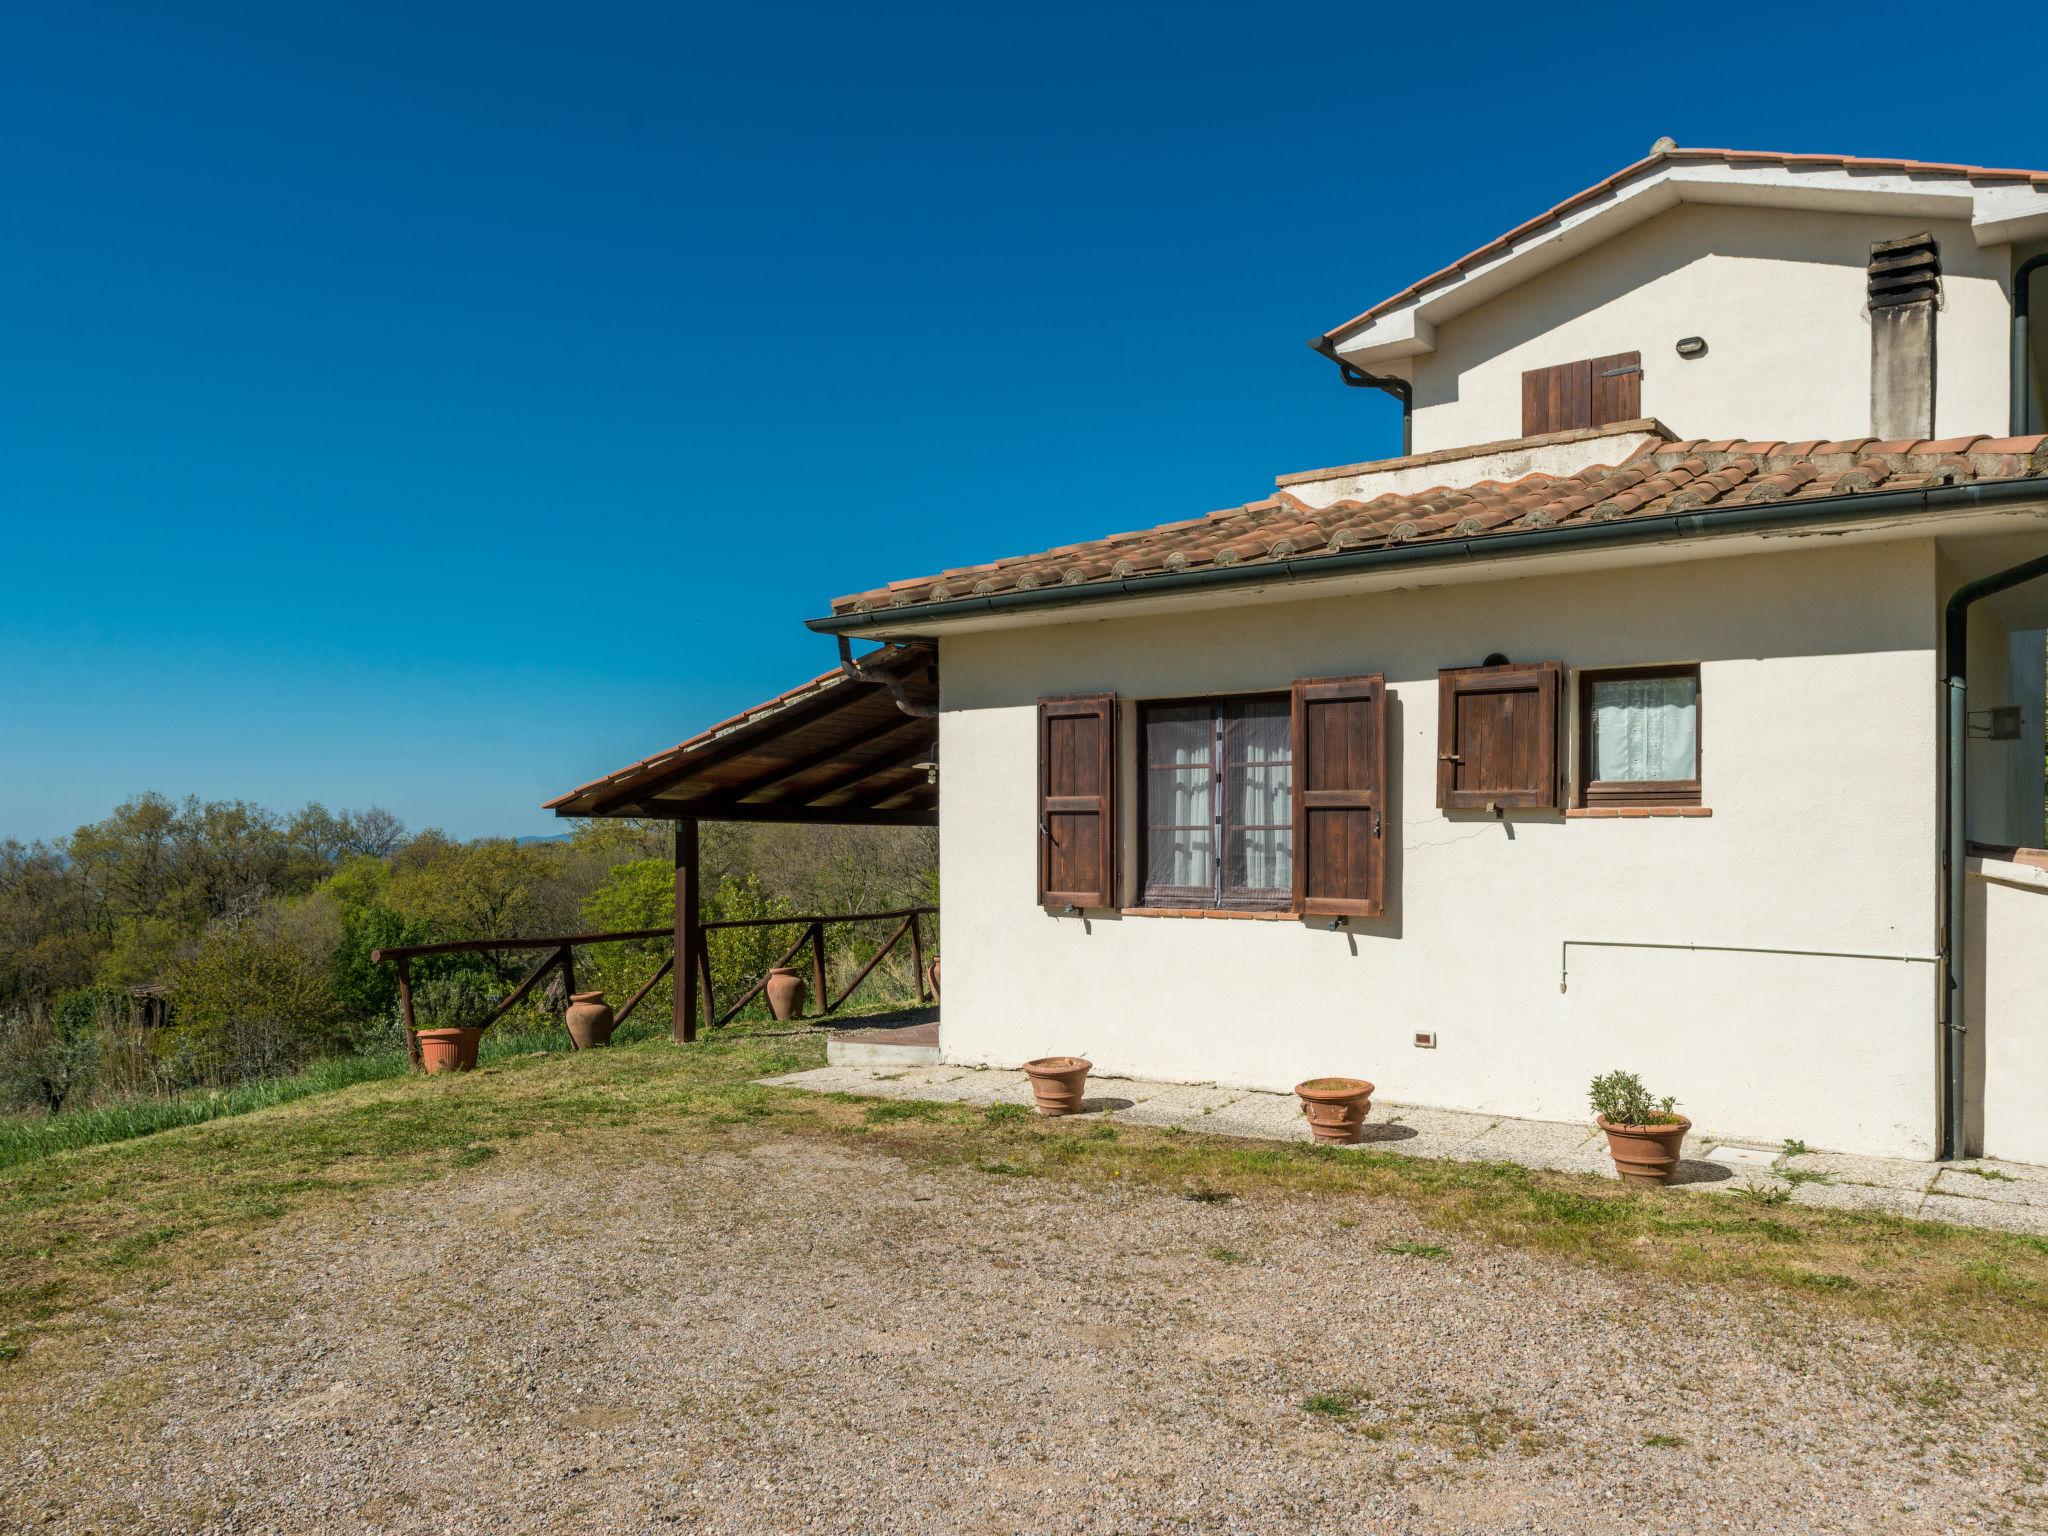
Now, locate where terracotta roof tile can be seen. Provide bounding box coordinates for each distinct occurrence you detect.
[828,437,2048,616]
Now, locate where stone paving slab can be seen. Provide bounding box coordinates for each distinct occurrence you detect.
[1920,1191,2048,1234]
[755,1065,2048,1234]
[1104,1083,1250,1128]
[1931,1167,2048,1207]
[1777,1151,1940,1195]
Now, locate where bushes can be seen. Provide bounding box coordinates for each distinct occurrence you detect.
[164,906,346,1086]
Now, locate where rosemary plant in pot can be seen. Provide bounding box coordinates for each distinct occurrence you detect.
[412,970,492,1074]
[1590,1070,1690,1185]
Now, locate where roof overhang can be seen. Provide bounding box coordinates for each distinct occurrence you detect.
[1326,149,2048,368]
[809,480,2048,642]
[544,643,938,825]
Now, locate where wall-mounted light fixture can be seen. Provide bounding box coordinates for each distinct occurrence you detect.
[1675,336,1708,359]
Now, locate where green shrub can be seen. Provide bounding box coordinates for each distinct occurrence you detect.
[1588,1069,1679,1126]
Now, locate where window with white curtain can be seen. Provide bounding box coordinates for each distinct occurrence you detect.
[1578,665,1701,806]
[1140,695,1293,908]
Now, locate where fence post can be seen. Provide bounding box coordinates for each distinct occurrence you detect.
[908,911,927,1004]
[674,819,701,1044]
[396,957,419,1070]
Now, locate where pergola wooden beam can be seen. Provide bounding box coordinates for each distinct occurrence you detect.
[580,679,901,817]
[785,739,935,808]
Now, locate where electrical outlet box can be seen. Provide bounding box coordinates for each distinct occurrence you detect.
[1414,1031,1437,1049]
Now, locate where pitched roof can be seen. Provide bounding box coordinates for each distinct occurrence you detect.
[1319,146,2048,348]
[827,436,2048,617]
[543,642,937,823]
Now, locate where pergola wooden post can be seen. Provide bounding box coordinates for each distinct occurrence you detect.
[673,818,701,1044]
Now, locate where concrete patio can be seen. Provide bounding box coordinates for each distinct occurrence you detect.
[760,1062,2048,1236]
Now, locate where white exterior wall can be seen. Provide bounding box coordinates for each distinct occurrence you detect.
[1967,857,2048,1165]
[938,539,1945,1159]
[1398,204,2013,452]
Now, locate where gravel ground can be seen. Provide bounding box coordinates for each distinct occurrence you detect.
[3,1128,2043,1535]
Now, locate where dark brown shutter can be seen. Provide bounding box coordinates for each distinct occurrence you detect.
[1521,352,1641,435]
[1037,694,1116,909]
[1290,675,1387,918]
[1436,661,1562,811]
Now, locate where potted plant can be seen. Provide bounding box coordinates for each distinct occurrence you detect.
[1590,1069,1691,1184]
[1294,1077,1375,1144]
[565,990,616,1049]
[1022,1056,1091,1116]
[412,971,491,1075]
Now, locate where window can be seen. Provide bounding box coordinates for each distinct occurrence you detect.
[1521,352,1641,436]
[1577,665,1701,807]
[1139,695,1293,909]
[1037,678,1385,917]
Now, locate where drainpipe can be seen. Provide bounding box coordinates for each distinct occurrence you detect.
[1941,549,2048,1159]
[2014,252,2048,435]
[1308,337,1413,456]
[836,635,938,719]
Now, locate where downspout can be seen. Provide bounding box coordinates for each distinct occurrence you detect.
[2014,252,2048,436]
[837,635,938,719]
[1941,549,2048,1159]
[1309,336,1413,456]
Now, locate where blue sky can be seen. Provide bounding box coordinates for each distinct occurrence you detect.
[1,1,2038,842]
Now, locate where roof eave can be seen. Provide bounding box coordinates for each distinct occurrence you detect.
[806,477,2048,637]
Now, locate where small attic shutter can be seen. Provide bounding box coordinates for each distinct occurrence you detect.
[1436,661,1562,811]
[1521,352,1641,435]
[1290,675,1387,917]
[1037,694,1117,909]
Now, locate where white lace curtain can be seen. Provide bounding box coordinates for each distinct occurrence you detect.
[1227,701,1292,892]
[1589,674,1697,781]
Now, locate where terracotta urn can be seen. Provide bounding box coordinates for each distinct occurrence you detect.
[926,954,941,1000]
[1022,1056,1091,1116]
[764,965,807,1021]
[1598,1114,1692,1185]
[565,990,616,1049]
[1294,1077,1376,1144]
[416,1027,483,1075]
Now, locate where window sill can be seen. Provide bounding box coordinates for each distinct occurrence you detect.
[1121,906,1299,921]
[1566,806,1713,819]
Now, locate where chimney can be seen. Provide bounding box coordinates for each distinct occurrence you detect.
[1869,233,1940,438]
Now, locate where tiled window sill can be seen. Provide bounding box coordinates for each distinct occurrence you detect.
[1565,806,1713,819]
[1121,906,1299,921]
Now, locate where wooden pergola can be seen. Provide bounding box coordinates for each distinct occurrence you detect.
[541,641,938,1044]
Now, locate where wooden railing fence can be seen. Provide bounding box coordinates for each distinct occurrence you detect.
[372,905,936,1068]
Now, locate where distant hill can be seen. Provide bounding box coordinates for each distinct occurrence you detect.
[515,834,572,847]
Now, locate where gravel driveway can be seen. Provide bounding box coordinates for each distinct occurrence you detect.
[3,1127,2041,1535]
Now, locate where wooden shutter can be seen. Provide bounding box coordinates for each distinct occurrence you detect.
[1436,661,1562,811]
[1037,694,1117,909]
[1290,675,1387,918]
[1521,352,1641,435]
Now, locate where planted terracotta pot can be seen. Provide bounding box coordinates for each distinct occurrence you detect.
[417,1027,483,1075]
[1294,1077,1376,1144]
[926,955,941,999]
[764,965,807,1021]
[1598,1114,1692,1185]
[565,990,616,1049]
[1022,1056,1091,1116]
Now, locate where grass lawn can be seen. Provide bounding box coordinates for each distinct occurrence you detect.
[3,1026,2045,1371]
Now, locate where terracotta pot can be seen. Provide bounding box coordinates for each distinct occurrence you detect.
[1294,1077,1376,1144]
[1022,1056,1091,1116]
[1598,1114,1692,1185]
[565,990,616,1049]
[416,1027,482,1075]
[764,965,807,1021]
[926,955,941,1000]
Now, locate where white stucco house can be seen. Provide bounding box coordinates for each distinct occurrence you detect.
[798,144,2048,1165]
[555,144,2048,1167]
